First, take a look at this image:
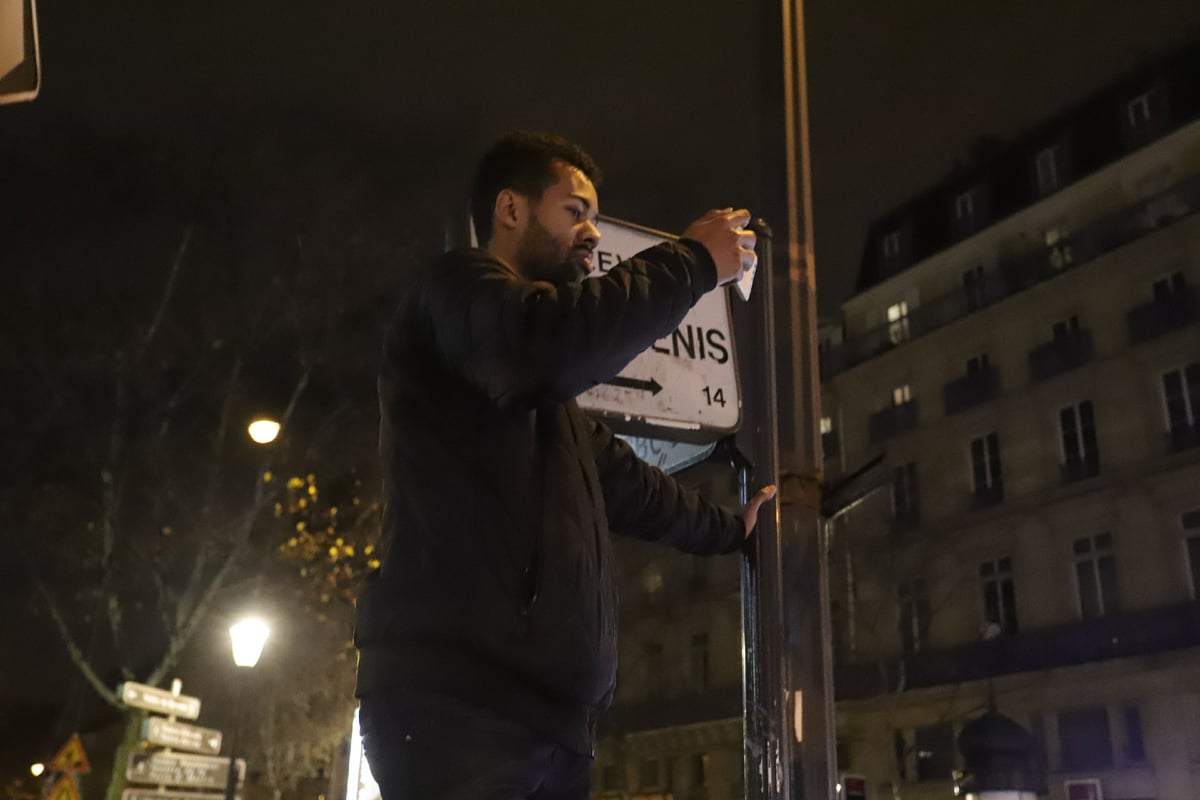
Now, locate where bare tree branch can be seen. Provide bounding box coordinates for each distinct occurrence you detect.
[140,224,193,356]
[33,574,122,710]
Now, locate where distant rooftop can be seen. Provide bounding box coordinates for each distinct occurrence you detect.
[854,36,1200,295]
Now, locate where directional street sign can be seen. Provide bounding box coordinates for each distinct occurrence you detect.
[143,718,223,756]
[578,217,741,442]
[47,777,81,800]
[126,753,244,791]
[119,682,202,719]
[124,790,241,800]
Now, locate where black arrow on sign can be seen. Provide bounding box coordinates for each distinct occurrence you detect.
[603,376,663,395]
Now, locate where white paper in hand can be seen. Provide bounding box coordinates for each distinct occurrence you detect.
[734,260,757,301]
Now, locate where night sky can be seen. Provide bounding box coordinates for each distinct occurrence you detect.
[4,0,1200,777]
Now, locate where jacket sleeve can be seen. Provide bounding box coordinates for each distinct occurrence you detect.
[588,418,745,555]
[417,240,717,407]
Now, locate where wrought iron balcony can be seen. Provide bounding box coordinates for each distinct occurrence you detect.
[1028,330,1094,382]
[943,366,1002,415]
[1126,288,1198,343]
[970,484,1005,510]
[823,174,1200,379]
[1167,424,1200,453]
[834,601,1200,701]
[868,400,919,443]
[1061,455,1101,484]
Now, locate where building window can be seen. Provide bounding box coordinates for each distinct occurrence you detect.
[601,763,622,792]
[1035,146,1060,194]
[1052,314,1081,341]
[688,555,708,591]
[892,462,919,523]
[962,265,986,310]
[887,301,910,344]
[1028,713,1049,776]
[914,722,956,782]
[1184,509,1200,598]
[893,384,912,406]
[1059,400,1100,477]
[967,353,991,375]
[820,415,833,434]
[690,754,709,789]
[638,759,661,790]
[969,432,1004,495]
[643,641,664,694]
[1123,706,1146,762]
[1127,92,1153,127]
[689,633,710,692]
[882,230,901,260]
[893,731,909,781]
[898,578,930,654]
[1161,362,1200,434]
[955,189,976,222]
[1058,707,1113,770]
[1152,270,1187,302]
[979,558,1018,635]
[1074,533,1117,619]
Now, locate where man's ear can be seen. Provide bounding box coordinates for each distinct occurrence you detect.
[493,189,525,233]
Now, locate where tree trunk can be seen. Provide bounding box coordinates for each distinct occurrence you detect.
[104,710,145,800]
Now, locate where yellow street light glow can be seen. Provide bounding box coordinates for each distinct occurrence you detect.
[229,617,270,667]
[30,764,45,777]
[247,418,281,444]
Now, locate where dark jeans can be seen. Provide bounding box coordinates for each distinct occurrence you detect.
[359,689,591,800]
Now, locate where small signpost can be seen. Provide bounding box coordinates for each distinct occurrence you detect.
[142,718,222,757]
[48,733,91,775]
[578,218,742,442]
[47,777,82,800]
[119,682,202,720]
[117,679,238,800]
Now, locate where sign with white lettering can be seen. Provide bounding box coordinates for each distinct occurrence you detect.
[143,718,223,756]
[118,682,201,719]
[124,790,239,800]
[578,218,740,441]
[126,753,243,791]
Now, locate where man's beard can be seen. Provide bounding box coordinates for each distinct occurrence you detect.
[515,215,589,283]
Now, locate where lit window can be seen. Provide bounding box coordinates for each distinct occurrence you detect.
[887,301,910,344]
[820,416,833,434]
[979,558,1018,635]
[892,384,912,406]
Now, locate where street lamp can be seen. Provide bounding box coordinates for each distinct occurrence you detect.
[225,617,270,800]
[30,764,44,778]
[246,418,280,445]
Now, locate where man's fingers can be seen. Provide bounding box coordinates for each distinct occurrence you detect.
[748,485,777,512]
[727,209,752,227]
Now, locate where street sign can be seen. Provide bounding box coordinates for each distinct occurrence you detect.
[617,434,715,476]
[119,682,202,719]
[577,217,741,442]
[143,718,223,756]
[48,733,91,774]
[126,753,244,791]
[124,790,240,800]
[0,0,41,104]
[47,777,81,800]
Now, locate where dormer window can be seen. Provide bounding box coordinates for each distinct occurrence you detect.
[1127,92,1153,128]
[882,230,901,260]
[955,190,976,222]
[1035,146,1060,195]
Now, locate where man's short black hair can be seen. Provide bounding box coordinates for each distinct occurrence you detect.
[471,131,602,246]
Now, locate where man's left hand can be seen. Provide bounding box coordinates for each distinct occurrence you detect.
[741,484,778,537]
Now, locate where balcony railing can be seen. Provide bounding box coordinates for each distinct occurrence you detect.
[1126,287,1198,343]
[1167,424,1200,453]
[892,506,921,531]
[1028,330,1095,382]
[598,684,741,735]
[943,366,1002,415]
[834,601,1200,701]
[970,484,1005,510]
[1061,455,1101,483]
[868,399,919,443]
[822,431,840,461]
[823,174,1200,379]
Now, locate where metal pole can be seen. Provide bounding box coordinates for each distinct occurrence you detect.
[740,221,789,799]
[224,671,246,800]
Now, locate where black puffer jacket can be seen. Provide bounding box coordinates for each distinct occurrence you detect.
[353,241,745,755]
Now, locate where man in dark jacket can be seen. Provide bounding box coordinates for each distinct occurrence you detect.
[354,131,776,799]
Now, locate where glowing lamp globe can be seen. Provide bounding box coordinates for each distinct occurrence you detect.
[247,418,281,444]
[229,618,270,667]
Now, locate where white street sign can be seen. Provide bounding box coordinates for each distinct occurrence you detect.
[143,718,222,756]
[118,682,201,720]
[124,790,239,800]
[617,434,716,476]
[126,753,243,791]
[578,218,741,440]
[0,0,41,105]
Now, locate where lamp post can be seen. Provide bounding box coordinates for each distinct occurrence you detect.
[246,418,280,445]
[225,617,270,800]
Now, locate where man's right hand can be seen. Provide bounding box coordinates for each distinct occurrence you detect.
[681,208,758,286]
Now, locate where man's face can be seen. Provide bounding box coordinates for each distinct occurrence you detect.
[514,161,601,283]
